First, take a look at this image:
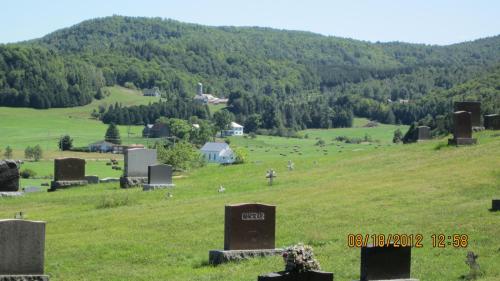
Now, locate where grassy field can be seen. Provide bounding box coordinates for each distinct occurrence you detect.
[0,86,155,158]
[1,119,499,280]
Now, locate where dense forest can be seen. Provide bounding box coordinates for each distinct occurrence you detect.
[0,16,499,130]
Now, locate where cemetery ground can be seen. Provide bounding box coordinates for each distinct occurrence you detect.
[1,107,500,280]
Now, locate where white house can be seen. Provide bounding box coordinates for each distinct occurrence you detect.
[223,122,244,136]
[200,142,235,164]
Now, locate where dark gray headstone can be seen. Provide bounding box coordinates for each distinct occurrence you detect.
[85,175,99,184]
[453,111,472,139]
[224,203,276,250]
[491,199,500,211]
[0,219,45,275]
[53,158,85,181]
[360,244,411,281]
[147,164,173,185]
[0,160,19,192]
[484,114,500,130]
[454,101,481,128]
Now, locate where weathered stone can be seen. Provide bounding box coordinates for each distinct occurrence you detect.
[119,176,147,189]
[360,244,412,281]
[0,160,20,192]
[209,249,282,265]
[484,114,500,130]
[258,270,333,281]
[224,203,276,250]
[142,184,174,191]
[48,180,87,191]
[416,126,431,141]
[0,220,46,276]
[84,175,99,184]
[454,101,482,128]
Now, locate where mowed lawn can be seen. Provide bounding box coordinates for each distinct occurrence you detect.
[1,124,499,280]
[0,86,155,158]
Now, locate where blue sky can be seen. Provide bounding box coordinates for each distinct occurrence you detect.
[1,0,499,45]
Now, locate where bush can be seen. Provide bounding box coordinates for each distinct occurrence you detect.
[58,135,73,151]
[232,146,248,164]
[249,132,257,139]
[315,139,325,146]
[20,169,37,179]
[157,141,205,171]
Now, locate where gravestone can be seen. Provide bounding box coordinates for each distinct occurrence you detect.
[484,114,500,130]
[142,164,175,191]
[448,111,477,145]
[120,148,157,188]
[360,244,418,281]
[0,160,20,192]
[209,203,281,264]
[491,199,500,211]
[416,126,431,141]
[454,101,482,129]
[23,187,41,193]
[0,219,49,280]
[49,158,87,191]
[85,175,99,184]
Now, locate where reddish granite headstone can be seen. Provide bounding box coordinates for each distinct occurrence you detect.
[54,158,85,181]
[224,203,276,250]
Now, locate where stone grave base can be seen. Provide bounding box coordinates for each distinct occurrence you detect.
[100,177,120,183]
[490,199,500,211]
[0,192,23,197]
[120,176,147,188]
[85,175,99,184]
[209,249,282,265]
[258,270,333,281]
[0,275,50,281]
[472,126,485,132]
[49,180,88,191]
[142,184,175,191]
[448,138,477,145]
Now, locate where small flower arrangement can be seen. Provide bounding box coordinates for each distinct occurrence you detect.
[282,243,321,273]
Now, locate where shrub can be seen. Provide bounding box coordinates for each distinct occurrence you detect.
[315,139,325,146]
[20,169,37,179]
[232,146,248,164]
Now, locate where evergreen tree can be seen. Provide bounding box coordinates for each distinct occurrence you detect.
[3,146,13,159]
[58,135,73,151]
[105,123,122,144]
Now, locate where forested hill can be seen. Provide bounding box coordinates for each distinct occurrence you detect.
[0,16,499,128]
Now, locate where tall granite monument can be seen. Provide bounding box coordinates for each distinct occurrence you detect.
[120,148,157,188]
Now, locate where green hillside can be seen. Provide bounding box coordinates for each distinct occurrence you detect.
[0,86,155,157]
[1,129,499,281]
[1,16,499,129]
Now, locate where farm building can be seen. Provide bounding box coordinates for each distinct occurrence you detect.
[200,142,235,164]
